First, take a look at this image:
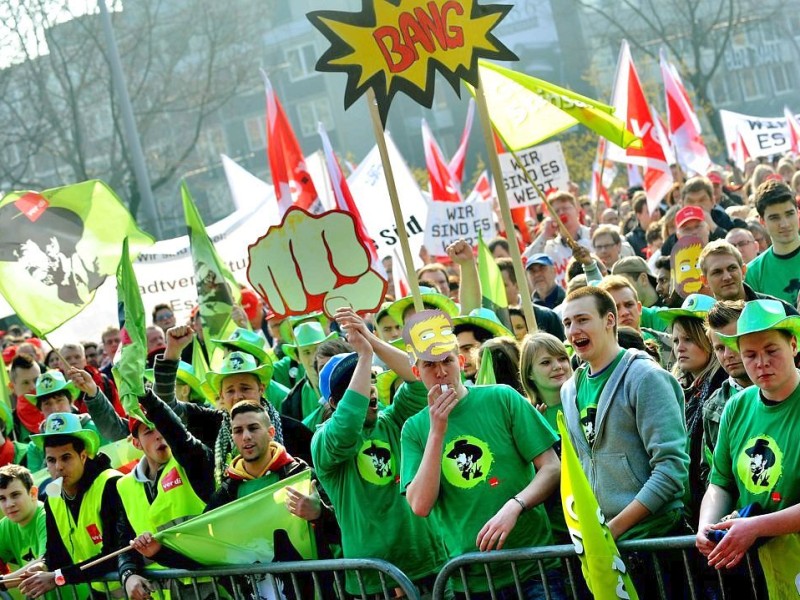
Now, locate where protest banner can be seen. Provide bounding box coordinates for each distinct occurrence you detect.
[423,201,494,256]
[498,141,569,207]
[719,109,799,160]
[309,0,516,314]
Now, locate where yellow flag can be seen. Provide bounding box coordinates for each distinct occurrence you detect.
[476,61,641,152]
[557,412,639,599]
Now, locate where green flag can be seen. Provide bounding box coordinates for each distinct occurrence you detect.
[557,413,638,599]
[475,345,496,385]
[477,234,511,330]
[111,238,150,425]
[155,470,316,564]
[181,183,241,370]
[476,60,641,152]
[0,360,11,410]
[0,181,153,337]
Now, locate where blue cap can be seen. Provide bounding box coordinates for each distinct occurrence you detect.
[319,352,358,403]
[526,253,554,269]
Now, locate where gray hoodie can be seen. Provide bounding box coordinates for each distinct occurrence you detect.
[561,349,689,522]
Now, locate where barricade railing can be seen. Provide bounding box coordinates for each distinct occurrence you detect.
[62,558,421,600]
[431,535,764,600]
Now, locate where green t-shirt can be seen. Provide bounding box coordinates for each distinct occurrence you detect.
[710,378,800,512]
[401,385,559,592]
[745,246,800,306]
[312,382,445,594]
[575,351,625,446]
[641,306,668,332]
[0,502,46,567]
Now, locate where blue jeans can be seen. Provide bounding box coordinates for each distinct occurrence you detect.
[453,570,565,600]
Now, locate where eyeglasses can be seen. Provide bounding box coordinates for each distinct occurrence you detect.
[730,240,754,249]
[155,312,174,322]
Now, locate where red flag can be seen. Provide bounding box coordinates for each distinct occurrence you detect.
[590,138,614,208]
[607,41,673,212]
[318,123,379,268]
[391,247,411,299]
[421,119,463,202]
[467,170,493,203]
[263,73,321,216]
[660,49,711,176]
[448,99,475,186]
[784,106,800,155]
[732,127,752,172]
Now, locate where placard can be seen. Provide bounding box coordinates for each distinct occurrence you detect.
[498,141,569,207]
[423,201,494,255]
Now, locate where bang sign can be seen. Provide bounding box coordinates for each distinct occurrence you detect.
[308,0,517,125]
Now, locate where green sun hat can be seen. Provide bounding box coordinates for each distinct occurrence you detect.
[24,371,80,406]
[282,322,338,362]
[211,327,269,364]
[656,294,717,327]
[31,412,100,458]
[144,361,208,401]
[375,370,399,406]
[718,300,800,351]
[452,308,514,339]
[279,312,330,346]
[206,351,274,395]
[386,286,459,327]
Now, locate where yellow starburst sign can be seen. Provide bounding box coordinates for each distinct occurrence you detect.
[308,0,517,125]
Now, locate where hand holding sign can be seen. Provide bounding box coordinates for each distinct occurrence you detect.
[247,208,386,319]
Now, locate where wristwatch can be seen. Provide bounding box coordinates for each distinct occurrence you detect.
[53,569,66,587]
[120,569,137,587]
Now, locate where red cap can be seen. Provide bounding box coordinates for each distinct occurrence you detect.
[2,346,17,365]
[128,416,143,436]
[706,172,723,185]
[240,288,261,322]
[676,206,705,229]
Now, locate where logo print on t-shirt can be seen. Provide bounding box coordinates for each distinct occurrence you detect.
[580,406,598,446]
[737,435,783,495]
[356,440,395,486]
[442,436,493,489]
[161,467,184,492]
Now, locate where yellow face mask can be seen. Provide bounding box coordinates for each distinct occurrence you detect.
[402,310,457,362]
[671,236,704,298]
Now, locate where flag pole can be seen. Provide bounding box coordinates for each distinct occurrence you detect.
[473,77,538,332]
[365,89,424,313]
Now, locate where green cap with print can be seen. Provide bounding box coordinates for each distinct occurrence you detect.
[24,370,80,406]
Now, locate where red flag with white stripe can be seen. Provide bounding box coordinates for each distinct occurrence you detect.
[732,127,752,172]
[784,106,800,155]
[606,41,673,212]
[318,123,379,268]
[421,119,463,203]
[448,99,475,187]
[263,72,322,217]
[466,170,493,203]
[659,50,711,176]
[590,138,616,207]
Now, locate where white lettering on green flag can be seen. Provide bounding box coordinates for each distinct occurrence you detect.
[155,470,316,565]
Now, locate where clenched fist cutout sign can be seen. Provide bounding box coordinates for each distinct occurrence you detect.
[247,208,387,318]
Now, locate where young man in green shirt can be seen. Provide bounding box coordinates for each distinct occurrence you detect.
[0,465,46,590]
[744,179,800,306]
[560,287,689,595]
[400,310,562,599]
[697,300,800,597]
[312,308,445,597]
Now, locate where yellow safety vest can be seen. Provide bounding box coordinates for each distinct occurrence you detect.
[117,457,208,600]
[49,469,123,595]
[117,457,206,535]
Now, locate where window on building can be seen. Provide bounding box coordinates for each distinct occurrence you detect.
[285,44,318,82]
[244,116,266,151]
[769,63,794,94]
[710,75,735,105]
[739,69,764,100]
[296,97,334,137]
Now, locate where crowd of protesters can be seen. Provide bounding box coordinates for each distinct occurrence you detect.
[1,154,800,599]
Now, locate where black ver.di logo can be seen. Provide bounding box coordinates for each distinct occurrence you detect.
[0,204,103,305]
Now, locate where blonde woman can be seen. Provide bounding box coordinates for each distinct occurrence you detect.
[519,333,573,436]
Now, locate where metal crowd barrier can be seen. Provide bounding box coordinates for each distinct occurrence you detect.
[61,558,421,600]
[431,535,764,600]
